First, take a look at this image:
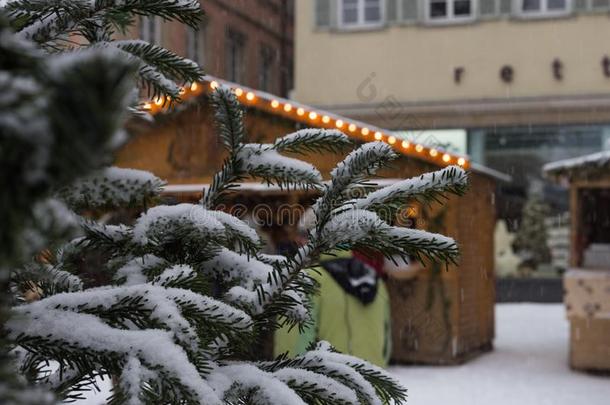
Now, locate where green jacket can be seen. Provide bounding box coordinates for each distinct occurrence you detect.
[274,258,392,368]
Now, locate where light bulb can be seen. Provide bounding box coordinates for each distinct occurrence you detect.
[336,119,344,128]
[210,81,219,89]
[402,140,410,149]
[458,157,466,166]
[309,111,318,120]
[190,82,198,91]
[284,103,292,112]
[348,123,357,132]
[388,136,396,144]
[246,91,255,101]
[271,99,280,108]
[297,107,305,116]
[442,154,451,162]
[430,148,438,157]
[234,88,243,96]
[374,131,382,140]
[415,144,424,152]
[361,128,370,136]
[322,115,330,123]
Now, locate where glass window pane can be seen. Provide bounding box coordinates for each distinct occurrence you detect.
[343,8,358,23]
[430,0,448,17]
[364,6,381,21]
[454,0,472,15]
[548,0,566,9]
[522,0,541,11]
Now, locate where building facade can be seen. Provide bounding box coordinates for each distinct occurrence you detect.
[132,0,294,97]
[295,0,610,220]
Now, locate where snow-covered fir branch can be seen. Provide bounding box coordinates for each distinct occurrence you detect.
[2,2,469,399]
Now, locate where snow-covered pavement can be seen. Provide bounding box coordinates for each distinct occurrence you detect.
[390,303,610,405]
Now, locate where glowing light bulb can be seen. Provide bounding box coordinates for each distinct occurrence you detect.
[430,148,438,157]
[179,87,186,95]
[415,144,424,152]
[234,88,243,96]
[271,99,280,108]
[322,115,330,123]
[361,128,370,136]
[442,153,451,163]
[210,81,219,89]
[297,107,305,116]
[374,131,382,140]
[190,82,198,91]
[309,111,318,120]
[284,103,292,112]
[154,96,164,106]
[457,157,466,166]
[402,140,410,149]
[336,119,344,128]
[348,123,357,132]
[246,91,255,101]
[142,102,152,110]
[388,136,396,144]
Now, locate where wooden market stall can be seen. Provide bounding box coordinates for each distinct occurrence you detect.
[119,76,510,365]
[544,151,610,371]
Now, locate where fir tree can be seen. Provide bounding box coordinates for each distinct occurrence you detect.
[513,192,551,272]
[1,1,469,404]
[5,85,468,404]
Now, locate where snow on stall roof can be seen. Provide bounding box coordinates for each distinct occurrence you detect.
[543,150,610,177]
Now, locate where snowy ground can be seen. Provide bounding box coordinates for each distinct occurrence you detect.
[390,303,610,405]
[79,303,609,404]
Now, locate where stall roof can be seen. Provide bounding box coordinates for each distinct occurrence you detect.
[543,150,610,179]
[162,179,423,195]
[143,75,510,183]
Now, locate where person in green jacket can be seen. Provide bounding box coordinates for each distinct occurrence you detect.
[274,250,392,368]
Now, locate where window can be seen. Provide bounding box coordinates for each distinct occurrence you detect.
[519,0,571,16]
[339,0,383,28]
[426,0,475,23]
[225,29,245,83]
[186,25,205,65]
[259,44,276,92]
[139,16,161,45]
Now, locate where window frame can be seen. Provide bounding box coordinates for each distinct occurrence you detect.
[424,0,477,24]
[338,0,386,30]
[225,28,246,83]
[139,16,161,45]
[258,43,276,93]
[515,0,572,18]
[186,23,206,66]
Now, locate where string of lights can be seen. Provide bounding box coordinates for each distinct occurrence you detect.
[142,76,469,168]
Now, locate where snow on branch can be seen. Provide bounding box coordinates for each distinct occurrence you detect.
[330,141,397,187]
[273,129,352,155]
[7,308,223,404]
[352,165,468,210]
[133,203,225,246]
[200,247,274,289]
[59,167,164,211]
[238,144,323,189]
[273,367,359,405]
[320,208,459,263]
[210,363,306,405]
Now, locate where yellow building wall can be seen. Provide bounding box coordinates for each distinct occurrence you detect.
[294,5,610,107]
